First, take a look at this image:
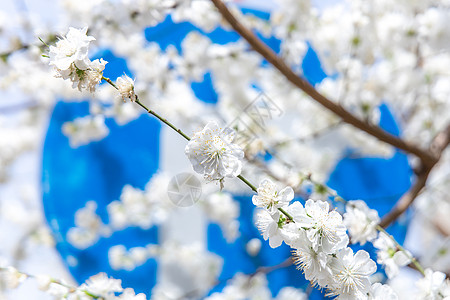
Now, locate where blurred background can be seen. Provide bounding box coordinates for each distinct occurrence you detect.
[0,0,449,299]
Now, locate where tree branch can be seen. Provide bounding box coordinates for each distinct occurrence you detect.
[380,124,450,228]
[209,0,437,167]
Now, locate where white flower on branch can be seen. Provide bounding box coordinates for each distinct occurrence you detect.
[327,248,377,300]
[79,272,123,298]
[415,268,450,300]
[62,115,109,148]
[118,288,147,300]
[255,209,286,249]
[185,121,244,182]
[293,231,332,287]
[297,199,349,254]
[35,274,52,292]
[255,201,305,249]
[374,231,411,279]
[252,179,294,214]
[203,192,240,242]
[66,201,110,249]
[343,200,380,245]
[49,27,107,92]
[116,75,137,102]
[368,283,398,300]
[49,27,94,71]
[1,267,27,289]
[205,272,272,300]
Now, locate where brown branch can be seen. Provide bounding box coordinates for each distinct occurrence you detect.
[209,0,437,167]
[380,124,450,228]
[379,168,430,228]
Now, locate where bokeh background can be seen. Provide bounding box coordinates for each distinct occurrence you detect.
[0,0,447,299]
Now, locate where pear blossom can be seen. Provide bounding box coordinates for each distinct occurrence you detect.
[185,121,244,182]
[205,272,272,300]
[118,288,147,300]
[79,272,123,297]
[275,286,307,300]
[62,115,109,148]
[255,209,284,248]
[49,27,95,71]
[292,231,331,287]
[255,201,305,248]
[53,57,107,92]
[327,248,377,300]
[116,75,137,102]
[0,267,27,289]
[374,232,412,279]
[415,269,449,300]
[343,200,380,245]
[246,238,262,256]
[157,242,223,297]
[66,201,110,249]
[203,192,240,242]
[368,283,398,300]
[35,274,53,291]
[49,27,106,92]
[252,179,294,214]
[298,199,349,254]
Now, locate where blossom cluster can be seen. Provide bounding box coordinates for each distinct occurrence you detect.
[0,267,146,300]
[252,179,390,299]
[49,27,107,93]
[67,172,242,251]
[185,121,244,182]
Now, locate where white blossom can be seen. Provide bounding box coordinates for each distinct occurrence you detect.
[327,248,377,300]
[49,27,94,71]
[35,274,53,291]
[374,232,412,279]
[185,121,244,182]
[415,269,449,300]
[116,75,136,102]
[246,238,262,257]
[292,230,331,287]
[157,242,223,297]
[62,115,109,148]
[368,283,398,300]
[297,199,349,254]
[49,27,106,92]
[203,192,240,242]
[0,267,27,289]
[255,209,284,248]
[118,288,147,300]
[344,200,380,245]
[275,286,307,300]
[255,201,305,249]
[252,179,294,214]
[108,244,153,271]
[205,272,272,300]
[67,201,110,249]
[79,272,123,297]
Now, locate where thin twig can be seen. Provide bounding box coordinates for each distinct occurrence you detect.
[377,225,425,276]
[101,76,293,220]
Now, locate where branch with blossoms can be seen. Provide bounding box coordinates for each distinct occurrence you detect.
[208,0,450,230]
[39,26,450,300]
[0,1,449,299]
[0,266,145,300]
[208,0,438,167]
